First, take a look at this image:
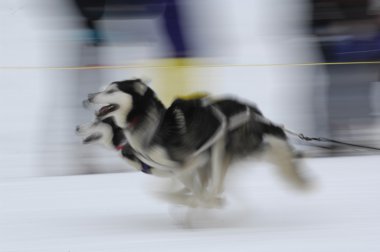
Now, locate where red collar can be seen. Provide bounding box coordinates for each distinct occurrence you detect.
[116,145,125,151]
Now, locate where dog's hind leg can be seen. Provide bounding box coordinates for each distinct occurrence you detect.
[200,136,227,208]
[173,172,204,208]
[167,154,210,207]
[263,136,311,190]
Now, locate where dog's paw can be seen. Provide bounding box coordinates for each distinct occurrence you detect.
[200,195,226,209]
[296,177,315,192]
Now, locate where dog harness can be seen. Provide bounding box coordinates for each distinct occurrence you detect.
[115,142,153,175]
[140,162,152,174]
[128,100,254,171]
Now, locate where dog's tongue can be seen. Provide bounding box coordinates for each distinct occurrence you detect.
[97,105,113,117]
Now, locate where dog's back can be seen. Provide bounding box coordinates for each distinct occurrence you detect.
[210,99,283,157]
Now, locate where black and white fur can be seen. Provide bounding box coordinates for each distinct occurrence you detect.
[83,79,310,207]
[76,117,175,177]
[76,117,210,206]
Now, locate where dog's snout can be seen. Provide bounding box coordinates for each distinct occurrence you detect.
[87,93,96,102]
[75,125,80,132]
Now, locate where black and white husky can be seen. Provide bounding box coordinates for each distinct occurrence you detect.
[82,79,310,207]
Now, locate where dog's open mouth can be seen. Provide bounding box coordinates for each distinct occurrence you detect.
[83,133,102,144]
[96,104,119,117]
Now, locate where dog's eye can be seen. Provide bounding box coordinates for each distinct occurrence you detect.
[106,89,116,94]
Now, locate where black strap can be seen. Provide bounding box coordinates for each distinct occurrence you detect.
[297,133,380,151]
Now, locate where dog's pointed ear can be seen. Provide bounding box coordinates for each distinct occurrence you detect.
[109,81,119,87]
[140,76,151,86]
[99,82,117,92]
[134,79,148,96]
[131,76,151,86]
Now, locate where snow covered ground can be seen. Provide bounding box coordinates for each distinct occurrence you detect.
[1,156,380,252]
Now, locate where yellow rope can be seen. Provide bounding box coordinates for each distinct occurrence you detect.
[1,60,380,71]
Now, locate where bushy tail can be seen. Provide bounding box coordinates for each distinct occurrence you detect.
[263,136,311,190]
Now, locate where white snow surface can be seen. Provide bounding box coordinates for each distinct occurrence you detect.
[1,156,380,251]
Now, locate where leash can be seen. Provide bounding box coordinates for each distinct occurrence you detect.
[284,128,380,151]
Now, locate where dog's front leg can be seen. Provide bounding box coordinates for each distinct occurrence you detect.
[206,135,227,208]
[172,154,209,207]
[167,172,200,208]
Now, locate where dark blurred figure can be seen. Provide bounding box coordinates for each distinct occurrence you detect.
[73,0,106,46]
[73,0,189,54]
[311,0,380,154]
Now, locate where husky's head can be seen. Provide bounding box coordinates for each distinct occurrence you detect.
[84,79,158,128]
[76,117,126,149]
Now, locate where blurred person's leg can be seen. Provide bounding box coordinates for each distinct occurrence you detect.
[328,65,376,144]
[162,0,187,58]
[73,0,106,46]
[153,0,201,106]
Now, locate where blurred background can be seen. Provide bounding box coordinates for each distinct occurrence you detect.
[0,0,380,178]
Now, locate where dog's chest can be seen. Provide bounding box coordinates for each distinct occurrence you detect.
[125,131,177,168]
